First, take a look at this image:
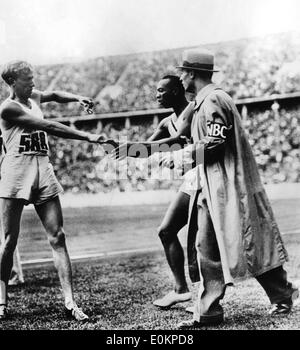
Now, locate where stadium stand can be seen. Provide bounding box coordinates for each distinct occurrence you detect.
[19,31,300,116]
[1,31,300,192]
[46,101,300,193]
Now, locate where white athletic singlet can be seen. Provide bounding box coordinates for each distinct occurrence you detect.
[0,98,62,205]
[165,101,201,195]
[166,101,194,138]
[0,98,50,157]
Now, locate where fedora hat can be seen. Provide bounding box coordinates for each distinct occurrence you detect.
[176,48,219,72]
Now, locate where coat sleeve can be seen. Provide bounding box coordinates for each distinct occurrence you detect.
[197,91,234,164]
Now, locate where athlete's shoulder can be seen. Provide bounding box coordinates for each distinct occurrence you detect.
[0,98,17,112]
[163,113,174,122]
[180,101,195,117]
[159,114,173,128]
[0,98,12,108]
[0,99,23,119]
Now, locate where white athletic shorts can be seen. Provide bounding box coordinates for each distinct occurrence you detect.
[179,166,203,196]
[0,154,63,205]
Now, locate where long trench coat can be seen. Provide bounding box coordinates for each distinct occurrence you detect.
[187,84,288,284]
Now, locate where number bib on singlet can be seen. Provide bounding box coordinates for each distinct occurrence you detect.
[18,131,49,154]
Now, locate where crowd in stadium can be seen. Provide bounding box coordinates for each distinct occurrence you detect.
[1,32,300,193]
[2,32,300,115]
[245,106,300,184]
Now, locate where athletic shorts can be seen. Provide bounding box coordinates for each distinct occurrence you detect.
[179,166,202,196]
[0,154,63,205]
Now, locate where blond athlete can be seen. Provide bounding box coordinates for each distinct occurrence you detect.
[0,61,106,321]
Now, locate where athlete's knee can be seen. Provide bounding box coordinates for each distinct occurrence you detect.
[47,227,66,248]
[0,231,18,252]
[0,234,18,253]
[157,224,176,245]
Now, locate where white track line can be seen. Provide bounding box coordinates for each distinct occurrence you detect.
[21,229,300,267]
[22,246,161,266]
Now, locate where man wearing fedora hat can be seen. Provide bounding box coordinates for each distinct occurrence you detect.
[174,47,299,329]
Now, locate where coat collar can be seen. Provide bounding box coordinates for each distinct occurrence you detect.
[194,83,221,110]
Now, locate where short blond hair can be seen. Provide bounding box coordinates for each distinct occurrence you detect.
[1,61,33,86]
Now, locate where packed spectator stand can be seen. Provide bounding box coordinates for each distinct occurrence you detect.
[0,31,299,193]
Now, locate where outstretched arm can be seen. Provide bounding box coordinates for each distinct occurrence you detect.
[147,118,169,141]
[32,90,94,113]
[1,103,104,143]
[111,108,193,160]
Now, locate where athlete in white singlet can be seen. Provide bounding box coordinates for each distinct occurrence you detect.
[0,97,64,204]
[0,60,107,321]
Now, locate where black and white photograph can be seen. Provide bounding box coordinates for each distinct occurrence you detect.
[0,0,300,337]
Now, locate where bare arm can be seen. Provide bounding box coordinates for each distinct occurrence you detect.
[142,103,194,146]
[111,111,192,160]
[147,117,170,141]
[137,113,191,146]
[32,90,94,113]
[1,103,103,143]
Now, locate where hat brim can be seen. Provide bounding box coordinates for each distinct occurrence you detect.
[176,65,219,72]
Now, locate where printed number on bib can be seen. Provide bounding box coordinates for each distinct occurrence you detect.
[19,131,49,153]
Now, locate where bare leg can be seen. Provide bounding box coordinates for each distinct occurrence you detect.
[158,191,190,293]
[0,198,24,305]
[9,247,25,285]
[34,196,74,308]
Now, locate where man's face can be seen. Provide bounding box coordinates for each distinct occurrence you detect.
[179,69,194,93]
[13,69,35,99]
[156,79,175,108]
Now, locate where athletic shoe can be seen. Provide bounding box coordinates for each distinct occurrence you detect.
[177,316,223,329]
[0,305,8,320]
[8,275,24,286]
[65,304,89,322]
[153,291,192,308]
[269,287,299,316]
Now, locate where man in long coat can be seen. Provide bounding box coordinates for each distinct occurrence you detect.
[176,48,299,329]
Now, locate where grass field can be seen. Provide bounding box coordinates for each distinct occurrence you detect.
[1,198,300,330]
